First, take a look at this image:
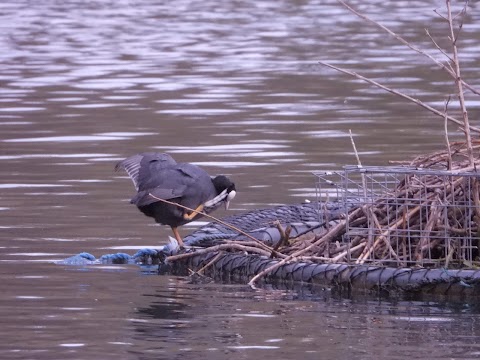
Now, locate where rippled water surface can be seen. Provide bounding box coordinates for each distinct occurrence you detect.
[2,0,480,358]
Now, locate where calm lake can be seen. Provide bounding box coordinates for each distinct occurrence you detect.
[2,0,480,359]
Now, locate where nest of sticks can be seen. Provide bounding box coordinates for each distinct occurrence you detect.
[166,142,480,285]
[283,141,480,267]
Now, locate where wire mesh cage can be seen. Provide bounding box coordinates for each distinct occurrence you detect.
[314,166,480,268]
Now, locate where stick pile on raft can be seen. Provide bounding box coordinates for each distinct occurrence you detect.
[165,1,480,284]
[166,141,480,279]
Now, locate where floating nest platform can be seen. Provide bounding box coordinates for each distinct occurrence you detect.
[164,252,480,298]
[159,143,480,298]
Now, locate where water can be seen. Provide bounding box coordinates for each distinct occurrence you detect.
[2,0,480,358]
[3,263,480,360]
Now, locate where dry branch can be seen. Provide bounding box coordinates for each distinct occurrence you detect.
[247,207,363,286]
[167,243,275,263]
[318,61,480,134]
[445,0,474,165]
[336,0,480,96]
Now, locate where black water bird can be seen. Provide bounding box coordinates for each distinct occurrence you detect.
[115,152,236,247]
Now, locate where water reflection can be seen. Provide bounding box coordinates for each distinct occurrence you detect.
[131,278,480,360]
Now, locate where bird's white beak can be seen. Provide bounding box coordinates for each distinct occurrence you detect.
[225,190,236,210]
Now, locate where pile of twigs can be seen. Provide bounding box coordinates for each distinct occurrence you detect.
[333,141,480,266]
[164,143,480,286]
[283,141,480,264]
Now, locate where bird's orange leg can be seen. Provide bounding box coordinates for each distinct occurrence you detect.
[183,204,204,221]
[170,226,184,247]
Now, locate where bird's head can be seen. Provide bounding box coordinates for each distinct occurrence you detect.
[209,175,236,210]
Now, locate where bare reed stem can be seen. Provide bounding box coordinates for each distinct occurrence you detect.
[446,0,473,165]
[318,61,480,134]
[443,96,452,170]
[337,0,480,96]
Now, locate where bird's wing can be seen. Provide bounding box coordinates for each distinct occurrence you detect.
[115,152,176,190]
[131,185,188,207]
[176,162,207,180]
[149,186,188,201]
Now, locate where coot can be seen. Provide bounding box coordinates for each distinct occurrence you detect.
[115,152,236,246]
